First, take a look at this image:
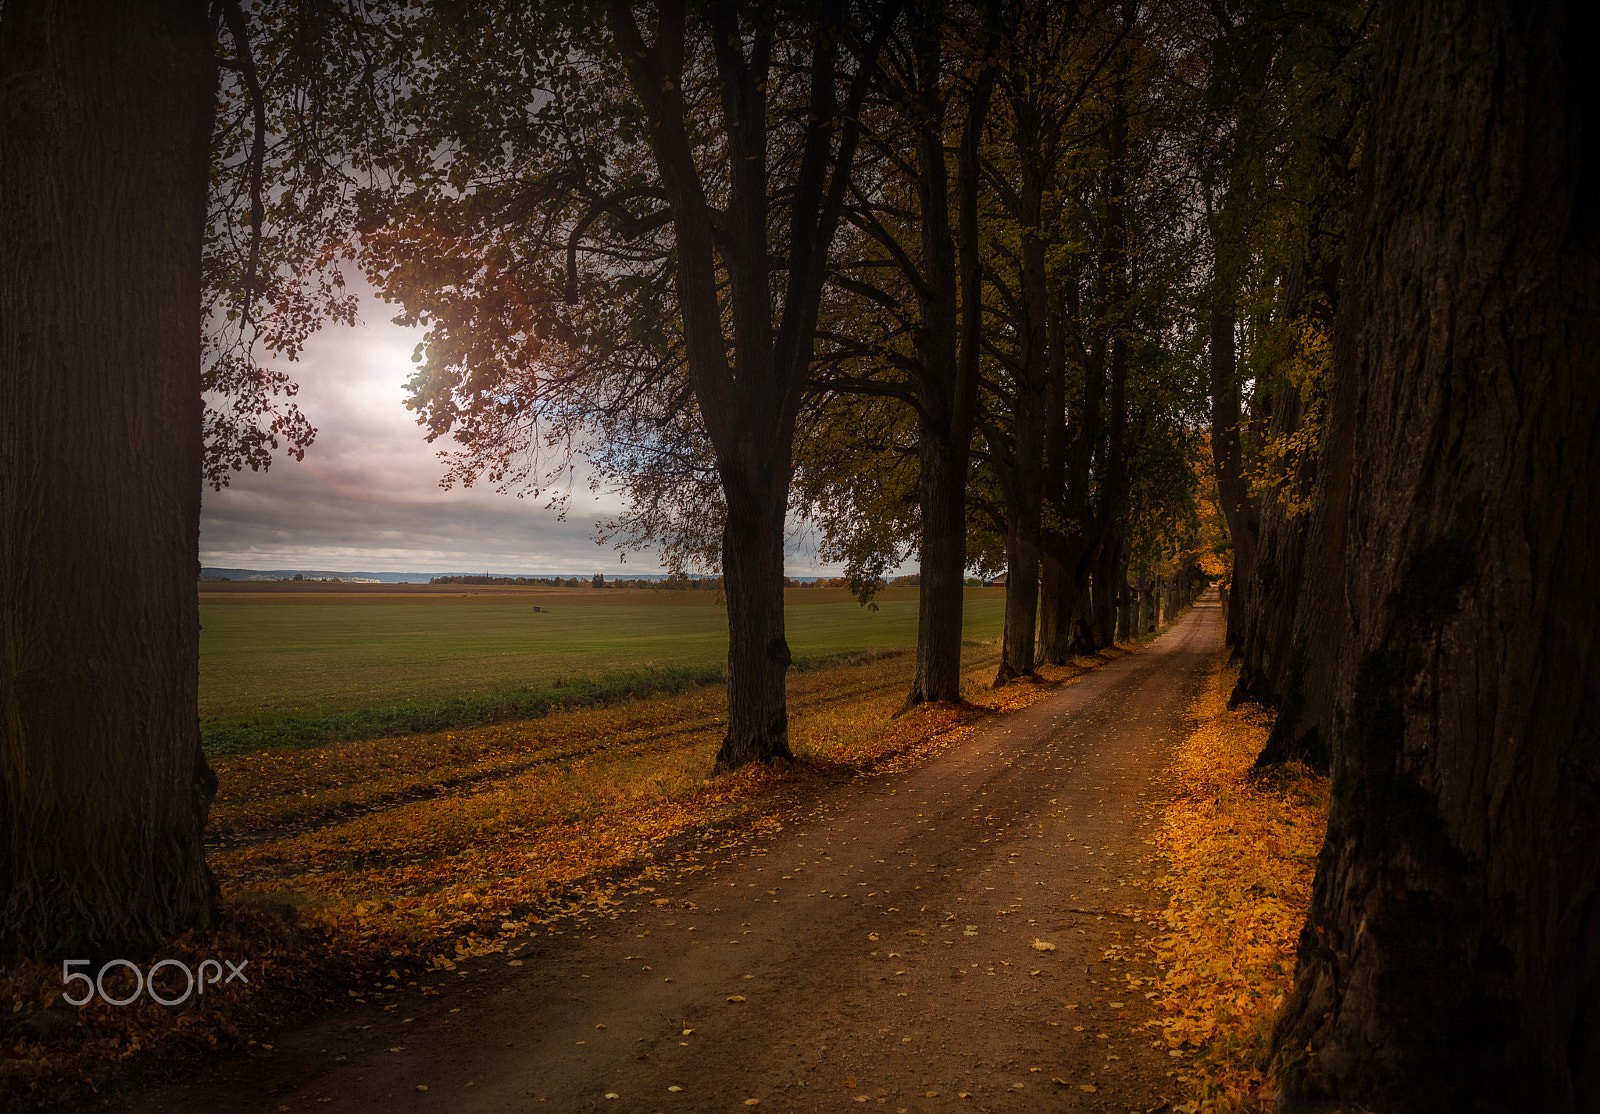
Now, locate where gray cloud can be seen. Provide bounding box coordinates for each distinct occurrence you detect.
[199,295,849,577]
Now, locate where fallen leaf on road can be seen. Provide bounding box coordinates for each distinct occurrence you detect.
[604,1093,618,1100]
[668,1085,682,1092]
[868,932,879,941]
[1051,1078,1068,1085]
[414,1085,427,1093]
[844,1076,857,1089]
[905,930,924,937]
[1079,1083,1097,1092]
[1031,939,1056,951]
[727,995,746,1002]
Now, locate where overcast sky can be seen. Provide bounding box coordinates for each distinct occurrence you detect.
[198,287,844,577]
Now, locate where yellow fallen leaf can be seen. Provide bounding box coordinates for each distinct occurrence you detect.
[727,995,746,1002]
[844,1076,857,1088]
[1079,1083,1097,1092]
[1031,939,1056,952]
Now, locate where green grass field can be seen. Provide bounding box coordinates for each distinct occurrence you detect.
[200,583,1006,727]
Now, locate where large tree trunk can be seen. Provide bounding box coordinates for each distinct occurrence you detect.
[907,417,968,705]
[1042,253,1101,664]
[1037,292,1071,666]
[991,154,1050,687]
[715,478,795,771]
[1114,557,1135,643]
[1269,2,1600,1109]
[0,0,217,956]
[1089,536,1120,648]
[994,494,1043,685]
[1208,296,1257,656]
[902,5,993,708]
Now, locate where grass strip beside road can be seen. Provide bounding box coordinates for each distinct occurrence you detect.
[201,650,911,757]
[202,664,726,756]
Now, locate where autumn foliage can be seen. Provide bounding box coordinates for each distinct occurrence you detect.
[1143,651,1327,1111]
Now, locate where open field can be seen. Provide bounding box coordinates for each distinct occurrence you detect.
[199,583,1006,725]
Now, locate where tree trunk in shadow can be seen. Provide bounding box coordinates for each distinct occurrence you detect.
[907,418,968,706]
[714,479,795,772]
[902,4,994,708]
[0,0,218,956]
[1269,2,1600,1108]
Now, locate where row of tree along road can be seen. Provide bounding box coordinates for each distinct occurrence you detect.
[1,1,1595,1110]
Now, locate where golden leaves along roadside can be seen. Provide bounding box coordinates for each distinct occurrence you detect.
[1141,653,1327,1110]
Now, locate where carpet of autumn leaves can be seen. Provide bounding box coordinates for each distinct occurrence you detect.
[1,640,1112,1103]
[1143,650,1329,1112]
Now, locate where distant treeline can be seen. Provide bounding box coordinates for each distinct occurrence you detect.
[429,573,726,589]
[426,573,949,589]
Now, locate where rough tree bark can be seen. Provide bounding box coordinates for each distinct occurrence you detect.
[1208,294,1257,657]
[902,0,994,707]
[988,100,1051,686]
[1269,1,1600,1109]
[0,0,218,955]
[1038,254,1100,665]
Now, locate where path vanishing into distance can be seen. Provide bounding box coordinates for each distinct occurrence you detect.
[127,592,1221,1114]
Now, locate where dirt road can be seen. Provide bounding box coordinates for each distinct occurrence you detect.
[128,593,1220,1114]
